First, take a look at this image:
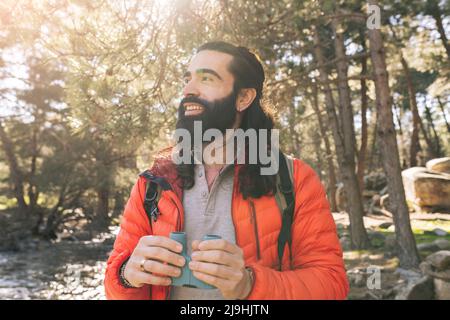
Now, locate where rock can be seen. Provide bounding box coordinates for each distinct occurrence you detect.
[417,242,440,252]
[433,239,450,251]
[401,167,450,211]
[382,288,396,299]
[434,278,450,300]
[349,274,365,287]
[395,268,422,281]
[0,287,31,300]
[394,275,434,300]
[349,291,371,300]
[426,251,450,271]
[379,222,393,229]
[426,157,450,174]
[420,261,450,281]
[432,228,448,237]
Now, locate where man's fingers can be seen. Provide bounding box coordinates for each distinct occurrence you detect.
[198,239,242,255]
[192,271,234,291]
[142,259,182,277]
[189,261,242,281]
[190,250,243,269]
[191,240,201,251]
[135,271,172,286]
[140,235,183,253]
[138,246,186,267]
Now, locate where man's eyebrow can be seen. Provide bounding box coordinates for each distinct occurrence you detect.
[183,68,223,80]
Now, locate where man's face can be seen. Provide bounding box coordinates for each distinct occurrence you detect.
[176,50,239,135]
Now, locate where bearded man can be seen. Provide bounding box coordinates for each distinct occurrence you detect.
[104,41,349,300]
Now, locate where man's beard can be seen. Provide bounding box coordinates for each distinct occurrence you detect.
[175,90,238,136]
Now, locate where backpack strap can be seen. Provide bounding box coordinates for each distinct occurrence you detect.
[275,152,295,270]
[139,170,172,223]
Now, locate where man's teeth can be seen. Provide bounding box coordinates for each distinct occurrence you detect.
[185,104,204,111]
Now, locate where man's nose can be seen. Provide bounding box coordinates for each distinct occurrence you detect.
[182,79,200,98]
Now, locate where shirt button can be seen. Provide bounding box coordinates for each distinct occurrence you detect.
[198,171,203,177]
[202,191,208,198]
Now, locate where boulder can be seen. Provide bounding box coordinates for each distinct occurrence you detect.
[420,252,450,300]
[347,268,366,287]
[434,239,450,251]
[401,167,450,211]
[426,251,450,271]
[434,278,450,300]
[420,261,450,281]
[426,157,450,174]
[432,228,448,237]
[417,242,440,252]
[394,275,434,300]
[424,228,449,237]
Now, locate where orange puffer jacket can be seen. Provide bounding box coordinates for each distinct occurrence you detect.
[104,155,349,300]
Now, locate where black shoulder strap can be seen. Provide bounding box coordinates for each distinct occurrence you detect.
[277,153,295,270]
[139,170,171,223]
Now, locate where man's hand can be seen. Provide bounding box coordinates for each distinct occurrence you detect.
[189,239,253,299]
[123,235,186,288]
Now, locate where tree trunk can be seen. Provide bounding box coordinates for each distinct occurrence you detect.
[311,82,338,212]
[314,25,370,249]
[437,96,450,133]
[112,190,126,218]
[368,2,420,269]
[367,111,378,172]
[27,126,40,214]
[287,100,301,157]
[95,185,110,230]
[432,11,450,59]
[393,102,408,169]
[400,55,435,164]
[357,31,369,192]
[312,131,324,181]
[400,55,421,167]
[424,103,442,157]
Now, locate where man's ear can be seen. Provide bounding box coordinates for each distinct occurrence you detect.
[236,88,257,112]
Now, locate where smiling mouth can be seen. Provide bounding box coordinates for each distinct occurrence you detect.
[184,103,205,116]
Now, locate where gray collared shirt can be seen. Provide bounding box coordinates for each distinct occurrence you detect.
[170,163,236,300]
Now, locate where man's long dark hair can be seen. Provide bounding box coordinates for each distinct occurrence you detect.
[176,41,277,199]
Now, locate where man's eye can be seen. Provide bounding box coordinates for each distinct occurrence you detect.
[183,78,190,84]
[201,76,212,82]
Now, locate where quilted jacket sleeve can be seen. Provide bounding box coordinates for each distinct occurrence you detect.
[246,159,349,299]
[104,177,152,300]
